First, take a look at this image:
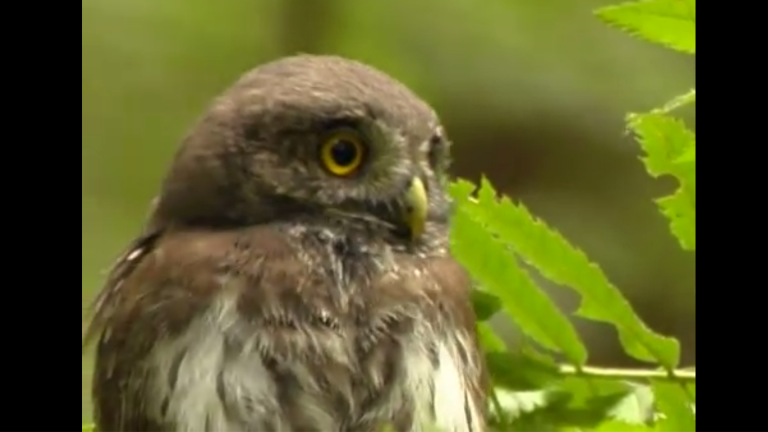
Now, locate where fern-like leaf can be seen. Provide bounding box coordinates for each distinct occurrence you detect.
[628,112,696,250]
[451,207,588,365]
[596,0,695,54]
[450,178,680,368]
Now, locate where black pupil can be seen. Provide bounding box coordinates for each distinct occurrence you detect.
[330,140,358,167]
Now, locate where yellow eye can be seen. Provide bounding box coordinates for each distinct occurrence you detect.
[319,131,366,176]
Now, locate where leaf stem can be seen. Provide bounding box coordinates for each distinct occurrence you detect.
[558,364,696,382]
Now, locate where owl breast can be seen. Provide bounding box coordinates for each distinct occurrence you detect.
[144,226,483,432]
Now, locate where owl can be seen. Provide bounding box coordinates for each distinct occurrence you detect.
[84,55,487,432]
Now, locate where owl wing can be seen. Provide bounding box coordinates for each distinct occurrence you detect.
[84,228,165,431]
[85,226,302,432]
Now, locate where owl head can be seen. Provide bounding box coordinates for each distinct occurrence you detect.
[151,55,454,249]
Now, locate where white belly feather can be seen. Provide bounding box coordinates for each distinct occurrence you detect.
[146,292,481,432]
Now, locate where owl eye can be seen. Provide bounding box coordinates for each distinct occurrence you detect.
[319,130,366,176]
[427,133,447,170]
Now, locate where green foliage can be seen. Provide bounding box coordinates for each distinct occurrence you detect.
[596,0,695,54]
[454,202,588,365]
[450,0,696,430]
[597,0,696,250]
[454,179,680,367]
[628,100,696,251]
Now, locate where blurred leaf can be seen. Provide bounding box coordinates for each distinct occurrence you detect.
[450,204,588,365]
[675,147,695,164]
[652,381,696,432]
[477,322,506,352]
[472,289,503,321]
[492,368,663,430]
[491,387,553,422]
[82,424,95,432]
[505,377,640,430]
[596,0,695,54]
[451,178,681,368]
[577,420,656,431]
[556,376,628,411]
[686,382,696,402]
[485,350,560,390]
[607,382,655,424]
[628,113,696,250]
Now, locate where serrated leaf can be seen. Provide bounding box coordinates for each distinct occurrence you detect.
[450,178,680,368]
[629,113,696,250]
[652,381,696,432]
[450,203,588,365]
[472,289,503,321]
[656,192,695,250]
[629,113,695,180]
[595,0,695,54]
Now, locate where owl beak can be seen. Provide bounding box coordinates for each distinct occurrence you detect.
[402,177,428,241]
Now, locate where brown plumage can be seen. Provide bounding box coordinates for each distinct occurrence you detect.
[84,55,487,432]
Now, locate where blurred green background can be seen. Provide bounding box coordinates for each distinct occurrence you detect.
[82,0,695,422]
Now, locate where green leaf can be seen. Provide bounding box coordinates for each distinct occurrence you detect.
[450,203,588,365]
[629,113,695,181]
[607,382,655,424]
[652,381,696,432]
[451,178,681,368]
[584,420,656,432]
[675,147,695,164]
[506,377,644,430]
[685,382,696,402]
[595,0,695,54]
[491,387,553,422]
[556,376,629,412]
[656,192,695,251]
[628,112,696,250]
[82,424,95,432]
[472,289,503,321]
[485,350,560,390]
[477,321,507,352]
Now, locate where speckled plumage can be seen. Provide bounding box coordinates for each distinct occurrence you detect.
[85,55,487,432]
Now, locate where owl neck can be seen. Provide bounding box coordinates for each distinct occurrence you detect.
[151,191,450,255]
[283,213,451,257]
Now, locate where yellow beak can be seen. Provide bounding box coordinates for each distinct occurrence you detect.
[402,177,428,241]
